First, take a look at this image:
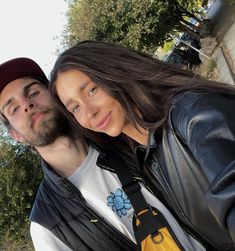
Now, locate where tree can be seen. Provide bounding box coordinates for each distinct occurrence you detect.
[62,0,206,52]
[227,0,235,5]
[0,136,42,250]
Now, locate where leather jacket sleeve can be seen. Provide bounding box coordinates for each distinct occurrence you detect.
[170,92,235,242]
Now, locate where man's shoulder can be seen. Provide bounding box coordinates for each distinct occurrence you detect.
[29,179,51,217]
[29,179,64,230]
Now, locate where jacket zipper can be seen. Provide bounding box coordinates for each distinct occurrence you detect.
[147,157,216,249]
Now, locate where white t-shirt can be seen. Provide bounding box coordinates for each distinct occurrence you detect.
[31,147,205,251]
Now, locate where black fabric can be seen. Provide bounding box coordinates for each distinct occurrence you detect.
[107,150,149,213]
[133,209,164,241]
[139,91,235,251]
[30,160,136,251]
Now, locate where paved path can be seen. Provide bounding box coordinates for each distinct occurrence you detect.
[223,22,235,64]
[206,0,235,84]
[210,0,235,40]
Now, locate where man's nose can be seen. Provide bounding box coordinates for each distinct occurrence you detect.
[23,100,36,113]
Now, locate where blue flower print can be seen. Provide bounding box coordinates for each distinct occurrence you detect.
[107,188,132,217]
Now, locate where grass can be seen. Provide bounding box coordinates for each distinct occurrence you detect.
[194,58,219,81]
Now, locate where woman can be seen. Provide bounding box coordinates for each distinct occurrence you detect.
[49,40,235,250]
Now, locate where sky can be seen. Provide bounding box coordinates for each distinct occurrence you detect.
[0,0,68,77]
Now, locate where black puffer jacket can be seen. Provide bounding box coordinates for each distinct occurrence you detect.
[30,159,136,251]
[140,91,235,251]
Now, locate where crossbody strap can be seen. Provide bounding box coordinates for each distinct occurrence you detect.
[107,150,185,250]
[107,150,158,232]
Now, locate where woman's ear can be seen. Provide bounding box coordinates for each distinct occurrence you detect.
[9,128,25,143]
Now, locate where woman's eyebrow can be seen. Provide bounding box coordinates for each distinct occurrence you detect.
[78,81,89,92]
[64,81,90,108]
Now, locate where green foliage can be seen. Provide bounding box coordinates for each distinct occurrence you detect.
[195,58,218,80]
[62,0,205,53]
[162,40,175,53]
[0,138,42,249]
[226,0,235,5]
[0,225,34,251]
[177,0,203,13]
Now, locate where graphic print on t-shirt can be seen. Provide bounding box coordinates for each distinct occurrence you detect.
[107,188,132,217]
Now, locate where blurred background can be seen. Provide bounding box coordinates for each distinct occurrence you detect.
[0,0,234,250]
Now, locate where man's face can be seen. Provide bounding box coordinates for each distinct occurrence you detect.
[0,78,68,147]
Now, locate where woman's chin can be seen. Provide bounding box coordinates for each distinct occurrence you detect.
[105,129,122,138]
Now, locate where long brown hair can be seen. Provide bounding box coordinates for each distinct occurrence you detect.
[49,40,235,146]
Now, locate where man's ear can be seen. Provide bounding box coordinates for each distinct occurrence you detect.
[9,128,25,143]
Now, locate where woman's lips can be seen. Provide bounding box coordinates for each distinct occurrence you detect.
[95,112,111,130]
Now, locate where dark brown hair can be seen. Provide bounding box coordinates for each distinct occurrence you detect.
[49,40,235,145]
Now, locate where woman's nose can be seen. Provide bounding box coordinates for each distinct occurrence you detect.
[86,105,98,119]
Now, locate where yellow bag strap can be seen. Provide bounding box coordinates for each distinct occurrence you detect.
[107,150,183,249]
[107,151,163,236]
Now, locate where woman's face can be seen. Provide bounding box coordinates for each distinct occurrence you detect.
[55,69,128,137]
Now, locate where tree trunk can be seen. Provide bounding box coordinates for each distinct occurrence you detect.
[181,10,203,23]
[181,18,201,32]
[177,22,202,41]
[169,0,203,23]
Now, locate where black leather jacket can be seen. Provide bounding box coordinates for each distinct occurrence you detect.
[139,91,235,251]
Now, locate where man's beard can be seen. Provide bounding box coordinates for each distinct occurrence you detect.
[25,108,72,147]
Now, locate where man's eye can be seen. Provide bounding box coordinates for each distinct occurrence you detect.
[11,106,19,115]
[28,91,39,99]
[88,87,97,96]
[72,105,80,114]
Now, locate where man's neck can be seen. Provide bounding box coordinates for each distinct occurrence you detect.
[36,136,89,178]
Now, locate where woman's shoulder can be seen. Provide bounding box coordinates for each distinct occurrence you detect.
[169,90,235,134]
[172,90,216,106]
[171,90,235,113]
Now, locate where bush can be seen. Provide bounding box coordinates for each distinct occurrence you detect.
[194,57,219,80]
[0,225,34,251]
[0,140,42,250]
[226,0,235,6]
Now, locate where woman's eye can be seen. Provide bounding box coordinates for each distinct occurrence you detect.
[72,105,80,114]
[88,87,97,96]
[29,91,39,99]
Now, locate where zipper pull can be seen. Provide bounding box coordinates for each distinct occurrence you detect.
[90,218,99,223]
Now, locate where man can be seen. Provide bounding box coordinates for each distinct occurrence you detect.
[0,58,205,251]
[0,58,137,251]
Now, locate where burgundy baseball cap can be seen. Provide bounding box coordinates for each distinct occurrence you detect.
[0,57,48,93]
